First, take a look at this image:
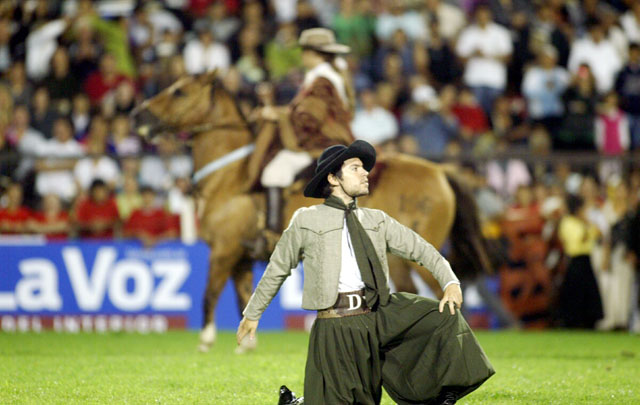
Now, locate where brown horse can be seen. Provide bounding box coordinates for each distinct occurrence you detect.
[132,72,490,352]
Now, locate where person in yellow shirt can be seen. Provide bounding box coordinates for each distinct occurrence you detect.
[556,194,604,329]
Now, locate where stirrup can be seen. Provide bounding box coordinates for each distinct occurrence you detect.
[243,229,281,260]
[242,234,270,260]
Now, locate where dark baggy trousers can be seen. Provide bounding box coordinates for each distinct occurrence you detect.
[304,292,495,405]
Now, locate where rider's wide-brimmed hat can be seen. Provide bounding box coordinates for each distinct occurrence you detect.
[304,140,376,198]
[298,28,351,54]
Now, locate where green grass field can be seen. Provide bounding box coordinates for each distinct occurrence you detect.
[1,330,639,404]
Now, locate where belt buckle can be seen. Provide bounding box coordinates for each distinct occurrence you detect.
[344,292,364,310]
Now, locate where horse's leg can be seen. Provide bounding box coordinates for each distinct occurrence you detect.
[199,195,262,352]
[199,249,242,352]
[232,258,258,354]
[232,258,254,316]
[411,262,444,299]
[388,256,417,294]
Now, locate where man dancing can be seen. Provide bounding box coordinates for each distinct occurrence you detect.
[237,140,494,404]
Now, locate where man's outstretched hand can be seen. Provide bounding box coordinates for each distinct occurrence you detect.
[439,283,463,315]
[236,317,259,344]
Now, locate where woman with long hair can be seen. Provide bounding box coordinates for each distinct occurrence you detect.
[556,194,604,328]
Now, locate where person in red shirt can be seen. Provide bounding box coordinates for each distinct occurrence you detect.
[74,179,120,239]
[29,194,71,240]
[505,184,543,224]
[0,182,32,234]
[452,87,490,136]
[124,186,178,247]
[84,53,131,106]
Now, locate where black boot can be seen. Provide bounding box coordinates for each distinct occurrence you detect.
[266,187,283,233]
[431,388,458,405]
[278,385,304,404]
[244,187,283,260]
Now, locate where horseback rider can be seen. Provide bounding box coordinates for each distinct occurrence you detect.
[254,28,356,245]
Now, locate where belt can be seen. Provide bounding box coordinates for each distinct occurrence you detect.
[317,289,370,319]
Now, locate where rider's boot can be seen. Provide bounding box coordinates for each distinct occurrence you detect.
[245,187,282,260]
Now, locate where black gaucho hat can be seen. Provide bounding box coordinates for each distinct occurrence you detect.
[303,140,376,198]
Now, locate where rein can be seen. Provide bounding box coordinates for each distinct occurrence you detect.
[192,143,256,184]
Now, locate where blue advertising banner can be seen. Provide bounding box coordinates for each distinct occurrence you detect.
[0,239,449,333]
[0,239,209,331]
[0,239,311,332]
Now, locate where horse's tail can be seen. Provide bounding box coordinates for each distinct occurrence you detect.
[446,174,494,279]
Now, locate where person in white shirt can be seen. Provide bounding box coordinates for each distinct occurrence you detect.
[272,0,297,23]
[455,4,512,115]
[74,136,120,192]
[35,117,85,202]
[130,2,183,51]
[139,137,192,192]
[145,1,183,38]
[568,19,623,94]
[10,105,46,181]
[351,88,398,146]
[376,0,428,43]
[183,23,230,75]
[26,19,69,81]
[621,3,640,44]
[423,0,466,41]
[602,9,629,63]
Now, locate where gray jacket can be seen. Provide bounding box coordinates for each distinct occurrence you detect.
[243,203,459,320]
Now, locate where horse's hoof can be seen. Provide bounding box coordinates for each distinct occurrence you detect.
[198,323,217,352]
[234,334,257,354]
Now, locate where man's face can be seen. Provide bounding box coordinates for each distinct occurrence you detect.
[43,194,61,213]
[141,191,155,208]
[589,26,604,42]
[361,90,376,110]
[53,120,72,142]
[540,52,556,69]
[100,54,116,75]
[476,8,492,26]
[7,185,23,207]
[330,157,370,198]
[301,48,317,70]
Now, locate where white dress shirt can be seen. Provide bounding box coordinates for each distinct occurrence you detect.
[621,10,640,44]
[351,106,399,146]
[74,156,121,190]
[339,218,366,292]
[183,39,230,75]
[456,22,513,90]
[36,139,85,201]
[568,37,622,94]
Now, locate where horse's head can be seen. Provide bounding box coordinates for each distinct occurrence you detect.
[131,70,224,141]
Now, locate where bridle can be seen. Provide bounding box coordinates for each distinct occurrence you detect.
[136,77,258,185]
[138,78,253,137]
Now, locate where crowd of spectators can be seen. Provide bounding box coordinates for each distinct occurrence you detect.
[0,0,640,329]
